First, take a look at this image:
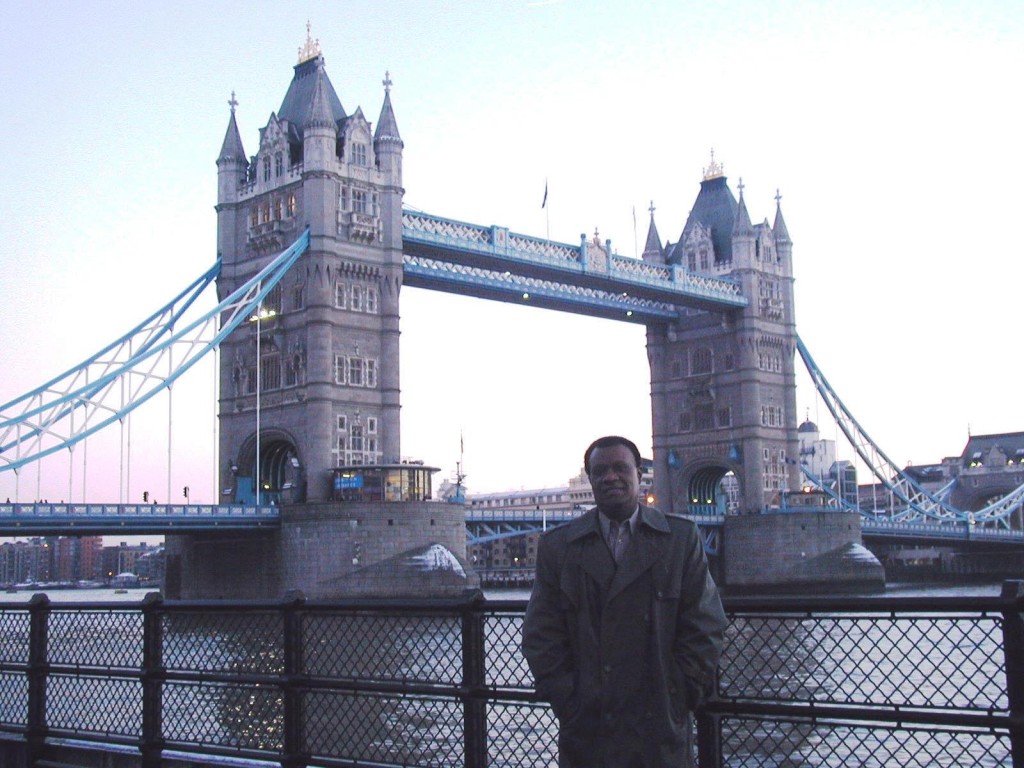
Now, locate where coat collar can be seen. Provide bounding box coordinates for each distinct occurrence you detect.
[564,507,673,601]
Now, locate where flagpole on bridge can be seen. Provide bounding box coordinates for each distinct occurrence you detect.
[542,179,549,240]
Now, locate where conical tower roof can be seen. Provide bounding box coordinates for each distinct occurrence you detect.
[732,180,754,236]
[642,202,663,260]
[773,190,791,244]
[217,93,246,163]
[374,72,403,146]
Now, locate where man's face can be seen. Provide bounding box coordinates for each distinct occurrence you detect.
[587,443,642,521]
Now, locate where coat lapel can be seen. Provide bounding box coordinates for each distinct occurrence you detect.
[564,509,614,590]
[607,506,671,601]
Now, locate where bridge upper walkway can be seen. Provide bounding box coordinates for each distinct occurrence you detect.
[401,209,747,322]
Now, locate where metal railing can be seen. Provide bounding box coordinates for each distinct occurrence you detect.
[0,583,1021,767]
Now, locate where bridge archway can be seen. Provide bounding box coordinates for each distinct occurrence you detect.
[679,462,741,515]
[235,430,304,505]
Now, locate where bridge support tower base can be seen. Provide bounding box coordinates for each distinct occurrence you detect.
[163,501,479,600]
[722,511,885,594]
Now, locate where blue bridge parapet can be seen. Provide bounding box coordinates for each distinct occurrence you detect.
[0,503,279,536]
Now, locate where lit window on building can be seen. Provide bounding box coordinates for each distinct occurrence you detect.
[287,193,297,217]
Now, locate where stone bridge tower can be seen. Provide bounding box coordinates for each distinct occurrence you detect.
[645,155,799,515]
[214,32,404,505]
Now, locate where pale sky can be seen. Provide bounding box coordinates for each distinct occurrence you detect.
[1,0,1022,506]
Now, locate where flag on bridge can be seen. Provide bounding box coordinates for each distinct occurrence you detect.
[541,180,548,209]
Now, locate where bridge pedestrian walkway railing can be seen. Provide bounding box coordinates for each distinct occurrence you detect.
[0,584,1021,768]
[0,503,279,535]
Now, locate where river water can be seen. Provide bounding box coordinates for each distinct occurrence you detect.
[0,582,1013,766]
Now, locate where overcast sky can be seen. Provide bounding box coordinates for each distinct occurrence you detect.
[1,0,1021,505]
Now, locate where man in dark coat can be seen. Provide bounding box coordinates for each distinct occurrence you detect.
[522,435,726,767]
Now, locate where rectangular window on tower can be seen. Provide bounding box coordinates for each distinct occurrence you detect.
[335,282,347,309]
[261,354,281,391]
[350,286,363,312]
[263,157,271,182]
[334,355,347,385]
[352,189,368,215]
[352,143,368,166]
[365,287,378,314]
[287,194,297,217]
[274,152,283,177]
[348,358,364,387]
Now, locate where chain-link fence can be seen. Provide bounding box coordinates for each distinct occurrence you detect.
[0,584,1020,767]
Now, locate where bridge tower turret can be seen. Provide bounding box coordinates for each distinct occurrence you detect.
[212,32,405,506]
[648,154,799,515]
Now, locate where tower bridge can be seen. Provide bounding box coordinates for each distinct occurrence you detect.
[1,37,1022,597]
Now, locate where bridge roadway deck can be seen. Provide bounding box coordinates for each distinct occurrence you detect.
[0,503,1021,547]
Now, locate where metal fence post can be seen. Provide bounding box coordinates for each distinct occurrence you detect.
[461,590,488,768]
[140,592,165,768]
[695,664,723,768]
[281,590,307,768]
[26,593,49,765]
[1001,580,1024,767]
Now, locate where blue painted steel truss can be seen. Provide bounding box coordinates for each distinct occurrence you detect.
[0,230,309,474]
[797,336,1024,526]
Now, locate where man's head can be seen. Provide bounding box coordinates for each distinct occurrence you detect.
[584,436,643,521]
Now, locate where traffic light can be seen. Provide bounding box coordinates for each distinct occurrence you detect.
[143,491,149,502]
[183,486,189,499]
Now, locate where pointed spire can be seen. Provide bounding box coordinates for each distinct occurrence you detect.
[773,188,791,244]
[732,177,753,236]
[304,61,337,131]
[217,91,246,163]
[374,71,403,147]
[642,201,664,262]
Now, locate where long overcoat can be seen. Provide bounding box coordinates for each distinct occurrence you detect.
[522,506,726,768]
